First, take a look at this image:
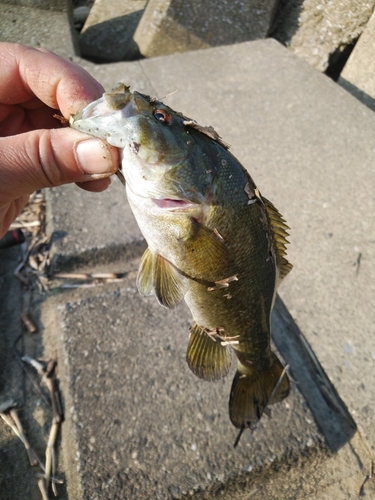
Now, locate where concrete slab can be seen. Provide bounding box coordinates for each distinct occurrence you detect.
[46,181,145,273]
[79,0,146,62]
[339,9,375,112]
[0,0,70,9]
[0,1,79,59]
[271,0,375,73]
[41,280,359,499]
[133,0,278,58]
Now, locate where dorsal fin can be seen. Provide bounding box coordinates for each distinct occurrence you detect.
[263,197,293,280]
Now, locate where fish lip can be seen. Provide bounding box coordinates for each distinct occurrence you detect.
[152,198,194,210]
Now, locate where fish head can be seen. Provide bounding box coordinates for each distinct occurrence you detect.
[70,84,220,205]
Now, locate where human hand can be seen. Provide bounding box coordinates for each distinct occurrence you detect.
[0,42,119,238]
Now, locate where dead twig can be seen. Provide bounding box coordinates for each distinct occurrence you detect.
[0,406,42,468]
[53,272,125,280]
[12,335,50,407]
[38,478,49,500]
[21,312,37,334]
[9,408,39,467]
[246,486,263,498]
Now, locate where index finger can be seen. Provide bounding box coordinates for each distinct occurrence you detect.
[0,42,103,117]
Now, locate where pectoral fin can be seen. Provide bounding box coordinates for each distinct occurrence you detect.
[137,248,187,308]
[153,253,187,308]
[178,218,230,282]
[137,247,154,296]
[186,323,231,381]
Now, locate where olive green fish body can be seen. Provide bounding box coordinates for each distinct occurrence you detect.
[70,84,292,431]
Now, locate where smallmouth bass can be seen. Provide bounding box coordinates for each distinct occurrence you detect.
[70,84,292,437]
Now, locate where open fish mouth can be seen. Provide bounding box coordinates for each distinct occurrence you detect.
[152,198,193,210]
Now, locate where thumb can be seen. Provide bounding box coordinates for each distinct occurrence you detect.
[0,127,119,203]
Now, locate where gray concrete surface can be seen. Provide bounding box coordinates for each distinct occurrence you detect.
[271,0,375,72]
[79,0,146,62]
[133,0,278,58]
[40,283,358,500]
[339,8,375,112]
[1,0,70,9]
[0,0,79,59]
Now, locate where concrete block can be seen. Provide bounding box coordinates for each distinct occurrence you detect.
[0,0,70,10]
[43,282,358,499]
[46,180,146,273]
[133,0,278,58]
[339,9,375,112]
[272,0,375,72]
[79,0,147,62]
[0,1,79,59]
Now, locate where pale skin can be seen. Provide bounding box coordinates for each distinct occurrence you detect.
[0,42,120,238]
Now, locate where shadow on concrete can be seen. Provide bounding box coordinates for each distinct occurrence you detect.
[268,0,304,44]
[271,296,357,453]
[0,247,24,408]
[338,77,375,113]
[79,11,144,63]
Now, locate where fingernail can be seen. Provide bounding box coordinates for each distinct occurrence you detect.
[75,139,113,174]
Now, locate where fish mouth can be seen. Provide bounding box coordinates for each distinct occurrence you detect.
[152,198,193,210]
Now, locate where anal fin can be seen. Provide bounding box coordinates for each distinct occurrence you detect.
[186,323,231,381]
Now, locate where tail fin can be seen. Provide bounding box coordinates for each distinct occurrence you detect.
[229,352,289,429]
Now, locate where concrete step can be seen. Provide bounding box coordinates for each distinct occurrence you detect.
[339,8,375,112]
[133,0,278,58]
[43,39,375,498]
[79,0,146,62]
[0,0,78,59]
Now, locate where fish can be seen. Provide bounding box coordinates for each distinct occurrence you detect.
[70,83,292,435]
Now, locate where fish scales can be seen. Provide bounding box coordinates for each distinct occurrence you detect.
[70,84,292,435]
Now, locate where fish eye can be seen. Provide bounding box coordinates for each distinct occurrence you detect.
[153,108,171,125]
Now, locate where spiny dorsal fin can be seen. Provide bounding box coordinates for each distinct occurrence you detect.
[263,197,293,280]
[182,119,230,149]
[186,323,232,381]
[137,248,187,308]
